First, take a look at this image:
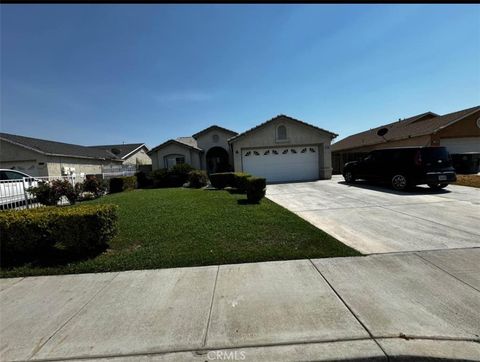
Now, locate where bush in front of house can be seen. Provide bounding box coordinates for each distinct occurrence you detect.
[83,175,107,197]
[0,204,118,263]
[169,163,194,187]
[109,176,137,193]
[135,171,152,189]
[246,177,267,203]
[209,172,252,191]
[29,179,79,206]
[209,172,235,189]
[188,170,208,188]
[151,168,170,188]
[150,164,195,188]
[233,172,251,192]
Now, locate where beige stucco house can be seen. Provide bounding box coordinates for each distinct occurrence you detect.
[149,115,337,183]
[0,133,150,177]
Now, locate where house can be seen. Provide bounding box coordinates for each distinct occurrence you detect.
[148,115,338,183]
[332,105,480,174]
[88,143,151,167]
[0,133,150,177]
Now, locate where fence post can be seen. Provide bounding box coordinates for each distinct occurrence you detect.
[22,178,30,209]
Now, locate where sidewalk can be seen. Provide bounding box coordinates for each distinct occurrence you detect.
[1,248,479,361]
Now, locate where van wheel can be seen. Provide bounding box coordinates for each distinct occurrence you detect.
[344,171,356,183]
[391,174,408,191]
[428,183,448,190]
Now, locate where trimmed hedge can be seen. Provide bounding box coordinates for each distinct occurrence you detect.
[233,172,251,192]
[0,204,118,262]
[246,177,267,203]
[209,172,251,190]
[209,172,235,189]
[188,170,208,188]
[109,176,137,193]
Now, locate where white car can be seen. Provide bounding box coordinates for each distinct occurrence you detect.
[0,169,39,208]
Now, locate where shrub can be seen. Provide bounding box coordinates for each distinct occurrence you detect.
[29,182,59,206]
[29,179,78,206]
[135,171,152,189]
[0,204,118,262]
[233,172,251,192]
[83,175,105,196]
[188,170,208,188]
[209,172,235,189]
[109,176,137,193]
[151,168,170,188]
[169,163,194,187]
[246,177,266,203]
[52,179,78,204]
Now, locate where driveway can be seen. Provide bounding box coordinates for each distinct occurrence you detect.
[266,175,480,254]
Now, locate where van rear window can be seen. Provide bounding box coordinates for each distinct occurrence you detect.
[421,147,450,162]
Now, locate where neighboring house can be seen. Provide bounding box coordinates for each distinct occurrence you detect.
[149,115,337,183]
[88,143,151,166]
[332,105,480,174]
[0,133,148,177]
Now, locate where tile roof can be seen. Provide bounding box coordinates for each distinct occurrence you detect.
[228,114,338,143]
[192,125,237,139]
[332,106,480,152]
[88,143,146,159]
[175,137,199,149]
[0,132,122,161]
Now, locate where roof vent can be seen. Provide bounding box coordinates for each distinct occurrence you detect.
[377,128,389,137]
[111,148,121,155]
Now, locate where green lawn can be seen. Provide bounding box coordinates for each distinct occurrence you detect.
[1,188,360,277]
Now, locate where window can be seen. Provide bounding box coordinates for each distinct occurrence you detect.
[212,134,219,143]
[1,171,25,180]
[277,125,287,140]
[165,154,185,169]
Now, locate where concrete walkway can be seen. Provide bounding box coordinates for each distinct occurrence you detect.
[267,176,480,254]
[1,248,480,361]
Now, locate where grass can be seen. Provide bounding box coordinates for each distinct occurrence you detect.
[454,174,480,188]
[1,188,360,277]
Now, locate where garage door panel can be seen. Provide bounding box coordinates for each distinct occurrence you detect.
[440,137,480,154]
[242,147,319,182]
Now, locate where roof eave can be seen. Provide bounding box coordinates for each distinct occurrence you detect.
[121,144,147,160]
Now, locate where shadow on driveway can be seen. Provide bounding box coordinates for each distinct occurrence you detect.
[335,180,452,196]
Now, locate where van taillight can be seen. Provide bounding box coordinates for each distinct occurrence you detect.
[414,151,422,166]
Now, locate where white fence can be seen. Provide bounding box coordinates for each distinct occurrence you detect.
[102,170,136,179]
[0,175,85,211]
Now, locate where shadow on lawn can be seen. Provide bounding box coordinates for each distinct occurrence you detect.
[0,244,108,270]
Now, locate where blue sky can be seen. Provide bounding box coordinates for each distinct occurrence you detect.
[1,4,479,149]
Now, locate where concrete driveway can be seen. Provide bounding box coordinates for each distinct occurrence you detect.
[266,175,480,254]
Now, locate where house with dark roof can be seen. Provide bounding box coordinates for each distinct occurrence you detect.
[88,143,151,167]
[0,133,150,177]
[332,105,480,174]
[149,115,337,182]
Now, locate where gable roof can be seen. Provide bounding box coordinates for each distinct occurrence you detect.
[228,114,338,143]
[147,137,202,155]
[332,105,480,152]
[192,125,238,139]
[88,143,147,160]
[0,132,122,161]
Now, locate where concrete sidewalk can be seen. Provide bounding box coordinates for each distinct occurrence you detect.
[1,248,480,361]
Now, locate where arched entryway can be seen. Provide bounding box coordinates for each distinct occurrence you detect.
[206,147,230,174]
